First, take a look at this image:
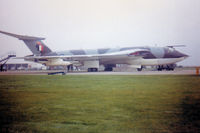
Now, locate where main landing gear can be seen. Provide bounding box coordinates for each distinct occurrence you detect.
[104,64,116,71]
[136,64,176,71]
[157,64,176,71]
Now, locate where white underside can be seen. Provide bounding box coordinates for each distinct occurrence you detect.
[28,56,186,69]
[44,59,71,66]
[128,57,186,66]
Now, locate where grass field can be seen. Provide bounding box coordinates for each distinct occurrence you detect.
[0,75,200,133]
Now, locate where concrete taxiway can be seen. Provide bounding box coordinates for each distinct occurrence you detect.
[0,69,198,75]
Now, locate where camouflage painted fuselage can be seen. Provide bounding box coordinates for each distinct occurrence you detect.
[57,46,186,58]
[56,46,188,66]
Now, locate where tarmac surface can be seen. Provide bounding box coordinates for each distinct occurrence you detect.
[0,69,198,75]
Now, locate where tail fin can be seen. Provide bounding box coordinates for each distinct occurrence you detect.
[0,30,52,56]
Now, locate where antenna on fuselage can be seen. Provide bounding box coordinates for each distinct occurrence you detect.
[167,45,186,48]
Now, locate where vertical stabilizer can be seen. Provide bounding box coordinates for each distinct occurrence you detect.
[0,30,52,56]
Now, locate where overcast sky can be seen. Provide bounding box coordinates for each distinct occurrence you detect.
[0,0,200,66]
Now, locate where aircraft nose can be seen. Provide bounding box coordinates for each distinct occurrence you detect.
[183,53,189,58]
[175,50,188,58]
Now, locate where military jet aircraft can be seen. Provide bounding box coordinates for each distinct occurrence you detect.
[0,30,188,71]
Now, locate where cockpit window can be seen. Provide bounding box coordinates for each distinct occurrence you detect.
[169,48,175,52]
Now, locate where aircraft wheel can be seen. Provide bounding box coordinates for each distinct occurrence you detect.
[104,67,113,71]
[93,68,98,72]
[157,65,163,71]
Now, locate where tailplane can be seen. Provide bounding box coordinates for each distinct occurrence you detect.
[0,30,52,56]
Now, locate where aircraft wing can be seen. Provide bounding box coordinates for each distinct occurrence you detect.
[24,49,150,61]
